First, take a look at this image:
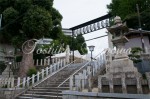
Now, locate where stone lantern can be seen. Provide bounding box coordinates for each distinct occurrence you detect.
[2,51,14,78]
[106,16,139,78]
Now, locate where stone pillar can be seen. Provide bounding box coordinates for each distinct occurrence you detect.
[136,76,143,94]
[146,72,150,91]
[65,45,70,63]
[98,76,102,92]
[107,32,113,49]
[121,73,127,93]
[88,74,92,92]
[109,75,114,93]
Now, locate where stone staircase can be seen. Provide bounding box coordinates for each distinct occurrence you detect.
[16,62,87,99]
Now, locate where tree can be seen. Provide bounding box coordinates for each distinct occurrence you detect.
[107,0,150,30]
[62,34,87,55]
[0,0,63,77]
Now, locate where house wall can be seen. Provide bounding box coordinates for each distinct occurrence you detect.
[125,36,150,50]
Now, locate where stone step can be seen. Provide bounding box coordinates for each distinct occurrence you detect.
[33,87,69,90]
[29,88,63,92]
[46,81,69,84]
[41,81,69,86]
[19,94,62,99]
[16,62,87,99]
[26,91,62,96]
[45,84,69,87]
[17,96,46,99]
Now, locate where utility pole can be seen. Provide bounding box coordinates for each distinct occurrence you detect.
[136,4,145,53]
[0,14,2,29]
[72,30,75,62]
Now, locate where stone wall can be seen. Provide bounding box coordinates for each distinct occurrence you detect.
[0,88,24,99]
[62,91,150,99]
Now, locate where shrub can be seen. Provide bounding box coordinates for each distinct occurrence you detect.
[27,67,37,77]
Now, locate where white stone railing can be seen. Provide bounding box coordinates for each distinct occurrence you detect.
[69,51,106,91]
[0,58,66,89]
[11,57,64,70]
[34,57,64,66]
[15,58,66,88]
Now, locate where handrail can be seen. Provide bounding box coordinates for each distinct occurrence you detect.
[57,49,106,88]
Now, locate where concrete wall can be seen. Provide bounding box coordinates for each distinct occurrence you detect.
[62,91,150,99]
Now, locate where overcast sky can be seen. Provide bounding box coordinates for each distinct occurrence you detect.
[54,0,112,55]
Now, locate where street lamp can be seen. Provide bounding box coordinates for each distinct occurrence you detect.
[88,45,95,61]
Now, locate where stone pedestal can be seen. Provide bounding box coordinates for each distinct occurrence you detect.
[110,58,138,76]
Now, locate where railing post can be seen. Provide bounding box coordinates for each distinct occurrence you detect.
[22,77,26,88]
[17,77,20,88]
[60,59,63,68]
[70,75,73,90]
[75,75,79,91]
[42,69,44,79]
[46,67,49,76]
[57,61,60,70]
[32,74,35,85]
[49,65,53,74]
[37,72,40,82]
[48,58,50,65]
[54,64,56,71]
[27,77,30,87]
[64,59,66,66]
[82,70,87,89]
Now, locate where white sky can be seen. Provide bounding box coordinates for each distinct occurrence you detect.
[53,0,112,55]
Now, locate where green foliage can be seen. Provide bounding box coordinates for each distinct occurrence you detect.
[107,0,150,30]
[0,0,63,47]
[3,7,19,24]
[22,5,52,39]
[27,67,37,77]
[128,47,142,63]
[64,34,87,55]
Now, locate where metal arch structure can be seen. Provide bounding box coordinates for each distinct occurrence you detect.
[69,13,113,62]
[70,13,112,36]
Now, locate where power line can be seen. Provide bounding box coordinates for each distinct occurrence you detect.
[85,35,107,41]
[0,13,25,31]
